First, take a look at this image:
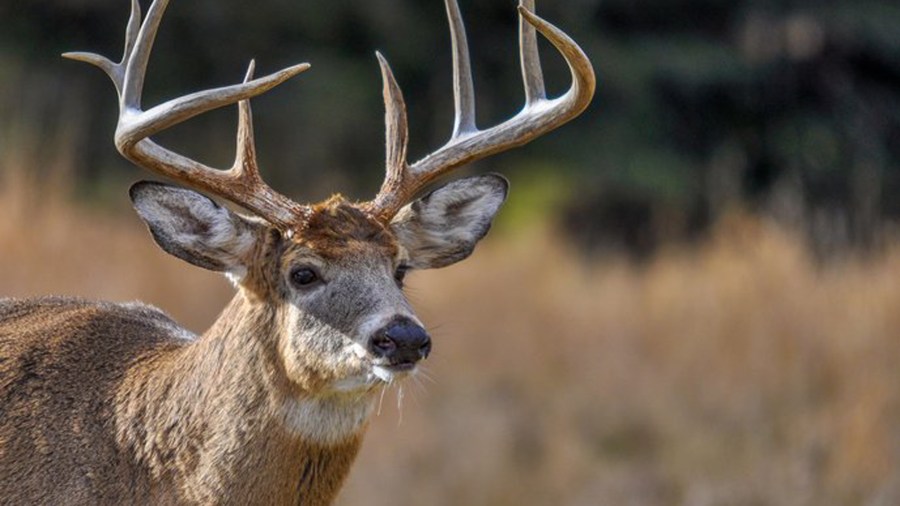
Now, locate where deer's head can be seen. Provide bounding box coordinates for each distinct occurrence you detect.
[64,0,593,397]
[128,175,506,394]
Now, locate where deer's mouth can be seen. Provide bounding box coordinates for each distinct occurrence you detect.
[386,361,417,372]
[371,361,417,383]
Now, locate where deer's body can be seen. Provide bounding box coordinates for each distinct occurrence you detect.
[1,297,177,504]
[0,294,360,505]
[0,201,407,505]
[0,0,594,503]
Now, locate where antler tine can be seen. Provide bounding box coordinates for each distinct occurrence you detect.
[445,0,477,138]
[363,53,412,220]
[121,0,143,73]
[122,0,166,111]
[234,61,262,179]
[63,0,311,230]
[376,52,410,181]
[364,0,596,222]
[61,0,142,91]
[519,0,546,104]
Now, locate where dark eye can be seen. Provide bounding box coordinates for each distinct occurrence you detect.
[290,267,320,288]
[394,264,410,287]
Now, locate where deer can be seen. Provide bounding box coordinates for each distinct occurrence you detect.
[0,0,593,503]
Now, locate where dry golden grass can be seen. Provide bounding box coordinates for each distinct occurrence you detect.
[2,167,900,505]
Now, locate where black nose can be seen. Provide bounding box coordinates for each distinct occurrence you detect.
[369,318,431,365]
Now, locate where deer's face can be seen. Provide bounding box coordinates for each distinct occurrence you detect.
[129,175,507,396]
[271,200,425,393]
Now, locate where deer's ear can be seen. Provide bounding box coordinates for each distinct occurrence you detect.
[390,174,508,269]
[129,181,260,273]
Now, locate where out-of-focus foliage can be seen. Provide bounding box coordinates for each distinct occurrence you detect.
[4,4,900,503]
[5,163,900,506]
[2,0,900,256]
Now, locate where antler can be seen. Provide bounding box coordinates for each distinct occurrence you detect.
[63,0,310,230]
[363,0,596,222]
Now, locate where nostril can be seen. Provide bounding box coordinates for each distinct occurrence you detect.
[370,332,397,357]
[418,338,432,359]
[371,319,431,363]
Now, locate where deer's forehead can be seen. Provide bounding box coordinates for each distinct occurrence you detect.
[284,196,398,262]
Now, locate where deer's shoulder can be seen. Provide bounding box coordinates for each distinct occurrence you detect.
[0,296,193,390]
[0,296,194,341]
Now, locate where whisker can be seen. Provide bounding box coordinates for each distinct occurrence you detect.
[410,374,427,397]
[416,366,437,385]
[396,385,405,425]
[376,383,388,416]
[425,321,448,333]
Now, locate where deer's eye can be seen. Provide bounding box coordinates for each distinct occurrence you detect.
[290,267,321,288]
[394,264,410,287]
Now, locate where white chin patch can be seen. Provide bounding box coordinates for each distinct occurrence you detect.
[282,396,374,445]
[331,374,375,392]
[331,369,390,392]
[223,269,246,287]
[349,342,368,360]
[329,344,413,392]
[330,365,405,393]
[372,365,395,383]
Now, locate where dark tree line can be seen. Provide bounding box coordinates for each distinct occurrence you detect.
[2,0,899,256]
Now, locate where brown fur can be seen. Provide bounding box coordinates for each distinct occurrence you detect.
[0,196,411,504]
[237,196,398,300]
[0,293,363,505]
[0,177,507,504]
[299,196,398,259]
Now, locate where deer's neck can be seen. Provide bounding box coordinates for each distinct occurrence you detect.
[114,293,369,505]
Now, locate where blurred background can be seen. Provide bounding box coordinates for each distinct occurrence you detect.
[2,0,900,504]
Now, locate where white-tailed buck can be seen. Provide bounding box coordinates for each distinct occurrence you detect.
[0,0,593,503]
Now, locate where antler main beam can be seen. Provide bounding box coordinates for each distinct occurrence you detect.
[364,0,596,222]
[66,0,594,230]
[63,0,310,229]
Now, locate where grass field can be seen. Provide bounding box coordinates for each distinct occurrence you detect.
[2,167,899,505]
